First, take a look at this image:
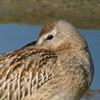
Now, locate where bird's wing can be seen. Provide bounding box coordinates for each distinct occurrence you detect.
[0,47,57,100]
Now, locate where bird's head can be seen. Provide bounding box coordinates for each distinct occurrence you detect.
[35,20,88,54]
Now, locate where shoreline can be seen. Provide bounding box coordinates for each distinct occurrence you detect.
[0,0,100,29]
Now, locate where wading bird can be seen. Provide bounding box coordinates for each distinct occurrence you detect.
[0,20,94,100]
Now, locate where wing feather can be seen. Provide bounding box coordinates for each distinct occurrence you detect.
[0,47,57,100]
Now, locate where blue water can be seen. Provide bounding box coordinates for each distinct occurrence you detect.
[0,23,100,90]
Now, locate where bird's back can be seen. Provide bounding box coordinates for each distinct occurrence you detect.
[0,47,57,100]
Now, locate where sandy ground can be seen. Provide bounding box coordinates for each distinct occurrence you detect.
[0,0,100,28]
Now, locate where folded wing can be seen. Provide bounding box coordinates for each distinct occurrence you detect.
[0,47,57,100]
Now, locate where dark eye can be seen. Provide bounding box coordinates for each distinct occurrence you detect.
[46,35,53,40]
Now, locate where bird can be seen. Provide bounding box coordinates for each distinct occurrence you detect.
[0,20,94,100]
[23,41,36,47]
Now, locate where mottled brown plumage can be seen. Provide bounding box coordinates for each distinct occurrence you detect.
[0,20,94,100]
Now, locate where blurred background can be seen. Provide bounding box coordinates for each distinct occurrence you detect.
[0,0,100,99]
[0,0,100,29]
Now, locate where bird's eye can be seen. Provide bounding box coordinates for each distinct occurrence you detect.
[46,35,53,40]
